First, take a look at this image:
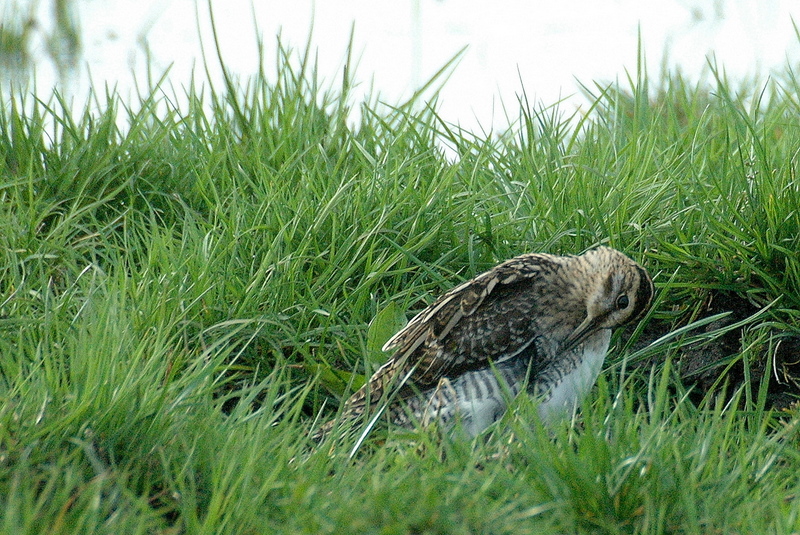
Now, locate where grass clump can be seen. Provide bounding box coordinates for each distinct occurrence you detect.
[1,36,799,533]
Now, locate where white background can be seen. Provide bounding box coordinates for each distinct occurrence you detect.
[9,0,800,132]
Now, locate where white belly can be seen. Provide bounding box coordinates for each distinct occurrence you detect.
[537,329,611,422]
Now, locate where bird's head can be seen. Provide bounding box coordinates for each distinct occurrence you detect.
[561,247,654,353]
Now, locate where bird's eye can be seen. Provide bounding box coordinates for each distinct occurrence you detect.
[616,294,630,310]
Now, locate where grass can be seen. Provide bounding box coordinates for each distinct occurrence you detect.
[1,35,800,533]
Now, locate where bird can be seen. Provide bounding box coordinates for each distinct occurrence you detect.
[313,246,653,442]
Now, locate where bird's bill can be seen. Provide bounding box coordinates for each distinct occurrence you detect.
[560,315,600,354]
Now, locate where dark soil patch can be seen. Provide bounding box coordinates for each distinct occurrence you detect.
[628,291,800,410]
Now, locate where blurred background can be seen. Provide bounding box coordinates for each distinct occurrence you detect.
[2,0,799,132]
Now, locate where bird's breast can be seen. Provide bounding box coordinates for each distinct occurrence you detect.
[536,329,612,422]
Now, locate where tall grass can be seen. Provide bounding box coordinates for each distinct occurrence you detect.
[0,38,799,533]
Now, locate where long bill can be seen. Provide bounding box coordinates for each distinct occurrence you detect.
[560,314,602,354]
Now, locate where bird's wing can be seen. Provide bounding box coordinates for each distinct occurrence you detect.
[340,253,560,418]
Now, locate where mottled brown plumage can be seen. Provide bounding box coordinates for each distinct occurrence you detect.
[313,246,653,441]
